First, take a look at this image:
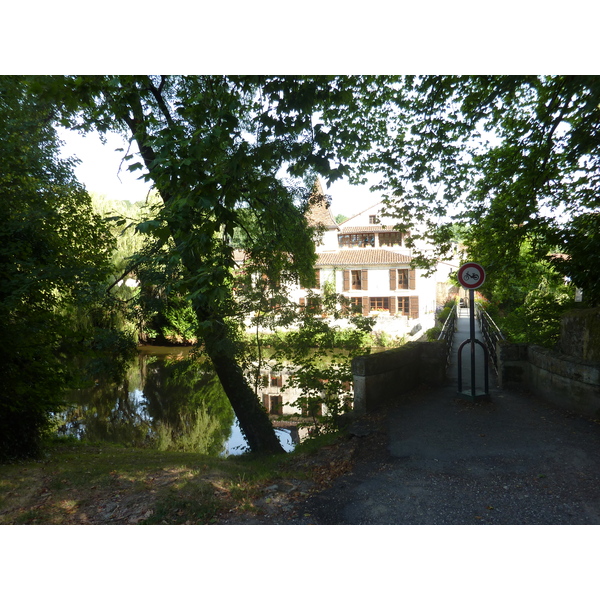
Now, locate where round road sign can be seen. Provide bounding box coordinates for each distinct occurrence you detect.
[457,262,486,289]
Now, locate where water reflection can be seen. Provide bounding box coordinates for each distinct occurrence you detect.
[224,419,296,456]
[57,347,296,456]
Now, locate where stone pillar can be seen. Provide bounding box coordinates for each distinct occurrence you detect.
[497,341,529,389]
[560,307,600,362]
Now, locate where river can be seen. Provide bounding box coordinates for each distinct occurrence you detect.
[56,346,297,456]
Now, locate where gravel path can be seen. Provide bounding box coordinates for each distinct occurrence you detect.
[295,383,600,525]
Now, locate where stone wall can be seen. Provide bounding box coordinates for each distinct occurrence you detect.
[527,345,600,416]
[497,308,600,418]
[352,341,447,414]
[560,307,600,362]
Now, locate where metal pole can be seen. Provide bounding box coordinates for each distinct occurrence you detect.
[469,288,475,396]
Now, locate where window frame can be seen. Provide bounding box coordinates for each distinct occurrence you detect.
[369,297,390,311]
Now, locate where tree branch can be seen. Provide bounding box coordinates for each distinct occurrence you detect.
[145,76,176,130]
[105,257,146,295]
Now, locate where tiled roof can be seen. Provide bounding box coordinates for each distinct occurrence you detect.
[316,249,412,266]
[339,225,400,233]
[305,179,340,231]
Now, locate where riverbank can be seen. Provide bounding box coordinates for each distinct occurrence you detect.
[0,427,363,525]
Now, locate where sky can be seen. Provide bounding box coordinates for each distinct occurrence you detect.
[59,125,383,219]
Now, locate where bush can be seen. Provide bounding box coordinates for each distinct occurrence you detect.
[437,307,452,326]
[425,326,442,341]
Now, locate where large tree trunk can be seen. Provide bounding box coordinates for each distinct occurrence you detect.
[206,332,285,455]
[184,269,286,455]
[120,81,285,455]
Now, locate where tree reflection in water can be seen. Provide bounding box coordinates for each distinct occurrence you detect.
[58,349,235,457]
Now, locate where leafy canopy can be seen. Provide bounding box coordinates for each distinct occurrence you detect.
[349,76,600,305]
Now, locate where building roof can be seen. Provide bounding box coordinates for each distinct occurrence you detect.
[339,225,401,234]
[305,179,340,231]
[316,249,412,266]
[337,201,384,225]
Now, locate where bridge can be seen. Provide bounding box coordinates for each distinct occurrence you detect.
[313,303,600,524]
[439,301,504,400]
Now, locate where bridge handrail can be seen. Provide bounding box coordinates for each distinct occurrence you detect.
[437,303,457,366]
[475,303,505,373]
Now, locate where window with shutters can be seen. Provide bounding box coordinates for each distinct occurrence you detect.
[269,395,282,416]
[344,270,367,291]
[397,296,419,318]
[398,296,410,315]
[350,297,362,310]
[410,295,419,319]
[299,296,321,311]
[398,269,409,289]
[390,268,414,290]
[389,296,397,315]
[270,373,283,387]
[370,297,390,311]
[362,297,370,316]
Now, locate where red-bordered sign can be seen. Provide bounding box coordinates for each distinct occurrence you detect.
[457,262,486,289]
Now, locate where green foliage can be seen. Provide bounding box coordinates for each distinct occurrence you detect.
[154,407,225,454]
[437,306,452,326]
[552,212,600,306]
[342,76,600,297]
[369,330,406,348]
[0,77,135,461]
[464,236,575,346]
[269,290,374,435]
[425,327,442,341]
[495,277,573,348]
[30,75,418,454]
[425,300,456,342]
[56,353,235,456]
[126,355,233,457]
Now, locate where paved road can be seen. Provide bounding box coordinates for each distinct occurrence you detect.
[298,310,600,525]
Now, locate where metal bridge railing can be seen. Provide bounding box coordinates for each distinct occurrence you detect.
[475,303,505,374]
[437,303,457,367]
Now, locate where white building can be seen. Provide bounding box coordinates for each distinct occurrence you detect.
[241,180,459,421]
[288,180,458,340]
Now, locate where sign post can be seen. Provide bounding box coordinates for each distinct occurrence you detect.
[456,262,489,400]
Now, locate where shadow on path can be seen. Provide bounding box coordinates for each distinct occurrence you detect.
[298,332,600,524]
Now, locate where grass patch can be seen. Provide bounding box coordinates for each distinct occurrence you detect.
[142,480,222,524]
[0,430,346,524]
